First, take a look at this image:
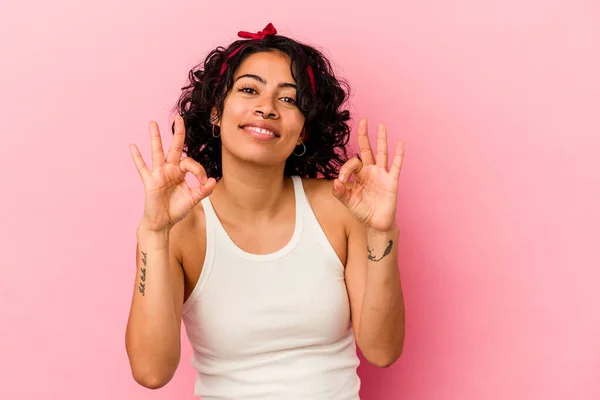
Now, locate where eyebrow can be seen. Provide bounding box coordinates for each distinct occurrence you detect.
[235,74,297,90]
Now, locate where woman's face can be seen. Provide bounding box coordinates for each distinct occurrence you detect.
[215,50,306,167]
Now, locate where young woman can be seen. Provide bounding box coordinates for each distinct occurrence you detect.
[126,23,405,399]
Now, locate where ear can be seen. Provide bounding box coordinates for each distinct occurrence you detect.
[210,106,221,127]
[297,126,309,145]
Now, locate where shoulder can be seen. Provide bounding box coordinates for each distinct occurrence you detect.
[300,177,356,234]
[169,200,208,262]
[301,176,333,194]
[300,177,335,206]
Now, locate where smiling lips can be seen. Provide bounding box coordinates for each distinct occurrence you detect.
[241,125,279,141]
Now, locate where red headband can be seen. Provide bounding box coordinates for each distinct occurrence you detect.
[217,23,316,94]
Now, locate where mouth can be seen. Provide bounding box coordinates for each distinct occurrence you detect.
[240,125,280,139]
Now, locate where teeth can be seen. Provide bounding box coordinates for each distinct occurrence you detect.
[246,126,274,135]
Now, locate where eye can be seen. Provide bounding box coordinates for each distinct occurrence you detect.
[238,86,257,94]
[281,97,297,105]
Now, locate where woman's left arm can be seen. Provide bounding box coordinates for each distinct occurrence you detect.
[332,118,406,368]
[345,219,405,368]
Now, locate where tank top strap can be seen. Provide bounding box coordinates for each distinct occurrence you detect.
[181,197,217,314]
[200,196,217,226]
[291,175,310,217]
[200,196,224,247]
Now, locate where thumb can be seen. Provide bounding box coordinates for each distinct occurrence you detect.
[190,178,216,204]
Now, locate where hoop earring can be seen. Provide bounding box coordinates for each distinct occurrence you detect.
[293,142,306,157]
[212,125,220,138]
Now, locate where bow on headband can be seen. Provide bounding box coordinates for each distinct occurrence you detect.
[238,23,277,39]
[218,23,316,94]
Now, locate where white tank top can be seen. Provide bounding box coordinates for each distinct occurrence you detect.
[181,176,361,399]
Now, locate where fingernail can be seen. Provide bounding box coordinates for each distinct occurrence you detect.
[339,173,345,182]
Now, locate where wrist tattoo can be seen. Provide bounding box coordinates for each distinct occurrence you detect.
[139,251,147,296]
[367,240,393,262]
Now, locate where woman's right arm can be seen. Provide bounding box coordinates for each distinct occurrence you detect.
[125,225,184,389]
[125,115,215,389]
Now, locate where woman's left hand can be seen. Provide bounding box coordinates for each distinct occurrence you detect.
[332,119,404,232]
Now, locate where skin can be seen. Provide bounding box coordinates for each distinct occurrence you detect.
[127,50,406,388]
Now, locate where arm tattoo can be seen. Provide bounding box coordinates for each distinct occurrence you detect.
[138,251,147,296]
[367,240,394,262]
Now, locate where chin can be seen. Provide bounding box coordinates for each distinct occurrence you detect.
[244,150,289,166]
[224,145,288,167]
[224,133,290,165]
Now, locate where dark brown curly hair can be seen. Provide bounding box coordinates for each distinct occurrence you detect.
[172,31,352,180]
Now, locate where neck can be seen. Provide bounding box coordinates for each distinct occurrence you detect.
[211,153,289,218]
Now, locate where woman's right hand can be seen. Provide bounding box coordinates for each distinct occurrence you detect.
[129,115,216,232]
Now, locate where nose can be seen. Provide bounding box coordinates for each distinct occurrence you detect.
[253,95,279,119]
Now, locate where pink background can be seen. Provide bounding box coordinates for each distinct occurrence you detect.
[1,1,599,399]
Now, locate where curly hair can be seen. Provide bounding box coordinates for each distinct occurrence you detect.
[172,33,352,180]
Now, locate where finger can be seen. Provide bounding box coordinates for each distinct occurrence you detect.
[149,121,166,169]
[129,144,150,180]
[332,179,352,206]
[338,156,363,183]
[179,157,208,185]
[166,115,186,165]
[390,141,405,180]
[376,123,388,170]
[190,177,217,203]
[357,118,375,166]
[180,157,214,203]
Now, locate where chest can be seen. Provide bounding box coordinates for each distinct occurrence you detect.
[179,199,348,302]
[186,246,351,359]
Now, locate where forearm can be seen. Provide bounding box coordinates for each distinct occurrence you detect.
[358,225,405,366]
[125,227,180,386]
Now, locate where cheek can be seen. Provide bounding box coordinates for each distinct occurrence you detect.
[221,98,248,126]
[290,113,306,136]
